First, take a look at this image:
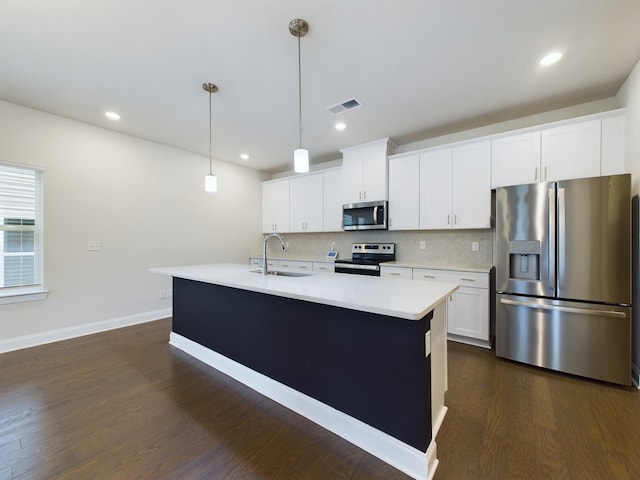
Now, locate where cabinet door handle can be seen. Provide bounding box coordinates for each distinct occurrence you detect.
[461,278,475,282]
[534,166,538,182]
[454,215,457,224]
[390,272,401,276]
[422,275,436,279]
[363,190,366,200]
[447,214,450,225]
[544,166,547,181]
[299,265,308,269]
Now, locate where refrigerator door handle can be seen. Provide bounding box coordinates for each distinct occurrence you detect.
[548,186,556,292]
[557,188,565,290]
[499,298,627,318]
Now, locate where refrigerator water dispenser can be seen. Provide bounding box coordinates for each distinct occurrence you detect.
[508,240,540,281]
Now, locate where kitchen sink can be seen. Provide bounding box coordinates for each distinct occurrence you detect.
[251,269,312,277]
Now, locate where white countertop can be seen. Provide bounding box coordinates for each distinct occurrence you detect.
[150,263,458,321]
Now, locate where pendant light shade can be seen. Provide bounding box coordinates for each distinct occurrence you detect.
[202,82,218,192]
[204,174,217,192]
[290,19,309,174]
[294,148,309,173]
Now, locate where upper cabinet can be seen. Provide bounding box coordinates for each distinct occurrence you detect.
[450,141,492,229]
[323,168,344,232]
[341,138,396,204]
[389,141,491,231]
[491,131,541,188]
[491,111,626,188]
[418,142,491,229]
[388,154,420,230]
[289,173,324,232]
[262,178,290,233]
[419,149,453,230]
[541,119,601,182]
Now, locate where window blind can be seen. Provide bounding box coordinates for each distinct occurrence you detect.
[0,163,43,290]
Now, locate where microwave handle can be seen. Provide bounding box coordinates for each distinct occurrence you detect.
[373,205,379,223]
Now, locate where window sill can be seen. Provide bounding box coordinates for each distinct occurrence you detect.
[0,287,49,305]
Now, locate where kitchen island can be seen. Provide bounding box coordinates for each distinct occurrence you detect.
[150,263,457,480]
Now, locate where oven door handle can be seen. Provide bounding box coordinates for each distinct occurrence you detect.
[336,263,380,271]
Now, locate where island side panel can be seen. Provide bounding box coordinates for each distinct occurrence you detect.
[172,277,433,452]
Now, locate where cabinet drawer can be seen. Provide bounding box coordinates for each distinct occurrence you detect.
[413,268,488,288]
[277,260,313,271]
[313,262,335,273]
[380,266,413,279]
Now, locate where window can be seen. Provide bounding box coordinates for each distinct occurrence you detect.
[0,163,44,299]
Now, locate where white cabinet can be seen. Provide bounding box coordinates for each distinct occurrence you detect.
[451,141,492,229]
[341,138,395,203]
[380,265,413,279]
[601,114,626,176]
[491,131,541,188]
[277,260,313,271]
[289,173,324,232]
[541,119,601,181]
[419,149,452,229]
[491,112,627,188]
[312,262,335,273]
[414,268,490,348]
[262,179,289,233]
[388,154,420,230]
[322,168,344,232]
[419,141,491,230]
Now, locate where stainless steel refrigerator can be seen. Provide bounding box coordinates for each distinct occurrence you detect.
[495,174,632,385]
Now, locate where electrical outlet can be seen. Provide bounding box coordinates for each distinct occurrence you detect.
[472,241,479,252]
[87,240,100,251]
[160,290,166,299]
[419,240,426,250]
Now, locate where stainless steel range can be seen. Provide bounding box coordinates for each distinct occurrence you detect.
[334,243,395,276]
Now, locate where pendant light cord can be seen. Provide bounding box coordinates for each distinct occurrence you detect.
[297,34,303,150]
[208,90,213,175]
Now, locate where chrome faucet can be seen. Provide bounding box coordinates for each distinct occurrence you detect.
[262,232,287,275]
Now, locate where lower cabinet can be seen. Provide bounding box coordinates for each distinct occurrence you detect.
[250,258,324,272]
[414,269,490,348]
[383,266,491,348]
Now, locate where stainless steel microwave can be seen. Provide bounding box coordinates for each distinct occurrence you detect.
[342,200,388,231]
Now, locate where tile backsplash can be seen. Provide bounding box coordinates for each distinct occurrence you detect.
[264,229,493,268]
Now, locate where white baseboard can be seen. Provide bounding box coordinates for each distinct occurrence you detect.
[0,308,172,354]
[170,332,438,480]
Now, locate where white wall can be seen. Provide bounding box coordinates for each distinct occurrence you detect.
[616,57,640,385]
[0,100,267,346]
[617,58,640,194]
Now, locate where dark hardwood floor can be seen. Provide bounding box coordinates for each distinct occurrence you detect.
[1,318,639,479]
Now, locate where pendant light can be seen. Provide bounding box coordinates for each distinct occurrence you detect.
[289,19,309,173]
[202,82,218,192]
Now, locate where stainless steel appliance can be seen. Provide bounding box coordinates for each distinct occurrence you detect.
[342,200,388,231]
[334,243,395,276]
[496,174,632,385]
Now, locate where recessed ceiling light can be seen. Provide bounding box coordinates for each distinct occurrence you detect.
[240,153,250,161]
[104,111,120,121]
[539,51,563,66]
[335,122,346,131]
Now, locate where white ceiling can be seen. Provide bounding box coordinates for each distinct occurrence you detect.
[2,1,640,173]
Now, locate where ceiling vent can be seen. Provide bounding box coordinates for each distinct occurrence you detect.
[327,98,362,115]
